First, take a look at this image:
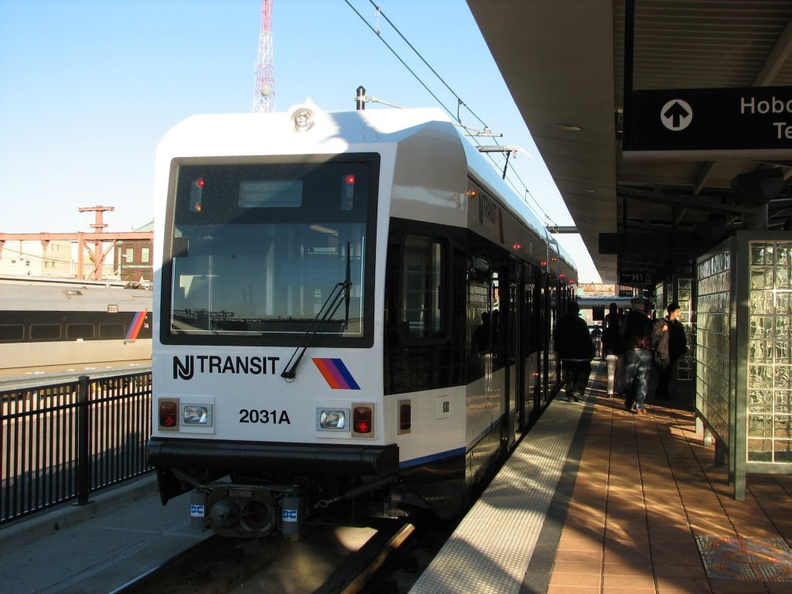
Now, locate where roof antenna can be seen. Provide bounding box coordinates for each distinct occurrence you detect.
[356,86,366,110]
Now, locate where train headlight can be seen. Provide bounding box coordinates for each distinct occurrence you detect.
[182,404,213,427]
[316,408,349,431]
[292,107,315,132]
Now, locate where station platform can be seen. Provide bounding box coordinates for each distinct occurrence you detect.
[2,362,791,593]
[0,475,206,593]
[411,362,792,594]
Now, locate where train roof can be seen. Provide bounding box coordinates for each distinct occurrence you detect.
[454,121,576,275]
[157,105,576,280]
[0,278,151,312]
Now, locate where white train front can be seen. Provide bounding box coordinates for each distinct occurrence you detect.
[148,105,576,538]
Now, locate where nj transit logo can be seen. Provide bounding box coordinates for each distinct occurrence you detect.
[172,355,280,380]
[312,358,360,390]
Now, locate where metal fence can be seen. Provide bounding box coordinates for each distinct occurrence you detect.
[1,369,153,525]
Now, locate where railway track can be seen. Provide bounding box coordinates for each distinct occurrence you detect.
[115,520,418,594]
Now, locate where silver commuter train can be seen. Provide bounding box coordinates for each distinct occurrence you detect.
[148,105,577,538]
[0,277,151,378]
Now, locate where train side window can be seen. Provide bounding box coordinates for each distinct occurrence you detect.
[30,324,61,340]
[66,323,95,339]
[399,234,448,342]
[99,323,125,338]
[0,324,24,341]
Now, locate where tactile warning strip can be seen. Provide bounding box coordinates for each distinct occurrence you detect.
[695,536,792,582]
[410,399,587,593]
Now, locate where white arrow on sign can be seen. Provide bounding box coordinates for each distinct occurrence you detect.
[661,99,693,131]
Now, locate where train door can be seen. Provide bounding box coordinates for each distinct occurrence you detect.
[504,257,522,446]
[467,252,498,463]
[485,257,508,452]
[541,273,555,404]
[521,265,540,428]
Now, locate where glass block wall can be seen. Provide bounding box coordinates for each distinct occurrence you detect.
[696,248,731,445]
[676,278,695,382]
[747,240,792,463]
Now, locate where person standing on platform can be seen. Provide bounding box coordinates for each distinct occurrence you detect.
[621,297,654,415]
[602,302,624,398]
[590,324,603,359]
[554,301,595,402]
[652,302,688,400]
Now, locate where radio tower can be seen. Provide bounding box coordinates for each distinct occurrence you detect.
[253,0,275,113]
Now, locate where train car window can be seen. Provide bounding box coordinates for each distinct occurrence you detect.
[163,154,378,346]
[0,324,24,341]
[400,234,448,341]
[99,323,126,338]
[66,323,95,339]
[30,324,61,340]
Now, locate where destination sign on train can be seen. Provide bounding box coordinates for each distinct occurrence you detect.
[623,86,792,153]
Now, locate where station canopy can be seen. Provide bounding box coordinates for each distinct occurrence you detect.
[467,0,792,286]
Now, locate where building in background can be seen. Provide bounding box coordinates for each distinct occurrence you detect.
[0,221,153,283]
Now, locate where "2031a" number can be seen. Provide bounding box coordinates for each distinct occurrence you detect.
[239,409,291,424]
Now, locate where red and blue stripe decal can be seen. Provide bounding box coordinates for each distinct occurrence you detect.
[125,311,147,341]
[312,358,360,390]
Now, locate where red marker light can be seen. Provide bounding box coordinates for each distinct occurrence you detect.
[190,178,205,212]
[353,406,372,434]
[341,175,356,211]
[159,401,178,428]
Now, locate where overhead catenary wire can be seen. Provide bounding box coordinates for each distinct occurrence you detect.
[343,0,452,124]
[342,0,561,230]
[365,1,490,131]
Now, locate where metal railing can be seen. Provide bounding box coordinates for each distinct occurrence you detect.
[1,369,153,525]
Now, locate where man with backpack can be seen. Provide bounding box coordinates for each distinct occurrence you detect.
[621,297,654,415]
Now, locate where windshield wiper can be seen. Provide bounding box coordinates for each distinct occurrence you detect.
[281,242,352,381]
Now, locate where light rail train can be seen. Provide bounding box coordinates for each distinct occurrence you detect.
[0,277,152,377]
[148,105,577,538]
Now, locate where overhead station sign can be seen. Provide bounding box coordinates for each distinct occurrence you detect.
[623,86,792,154]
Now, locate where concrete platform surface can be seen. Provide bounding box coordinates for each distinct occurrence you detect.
[0,475,206,593]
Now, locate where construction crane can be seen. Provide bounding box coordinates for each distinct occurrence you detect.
[253,0,275,113]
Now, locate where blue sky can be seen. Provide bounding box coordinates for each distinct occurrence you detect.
[0,0,600,282]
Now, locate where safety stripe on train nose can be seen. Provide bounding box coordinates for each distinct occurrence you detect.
[312,358,361,390]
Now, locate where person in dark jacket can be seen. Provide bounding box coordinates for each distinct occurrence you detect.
[652,302,688,400]
[621,297,654,414]
[554,302,595,402]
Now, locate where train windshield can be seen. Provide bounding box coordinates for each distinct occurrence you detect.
[163,156,378,344]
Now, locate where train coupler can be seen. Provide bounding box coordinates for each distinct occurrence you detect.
[190,483,303,539]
